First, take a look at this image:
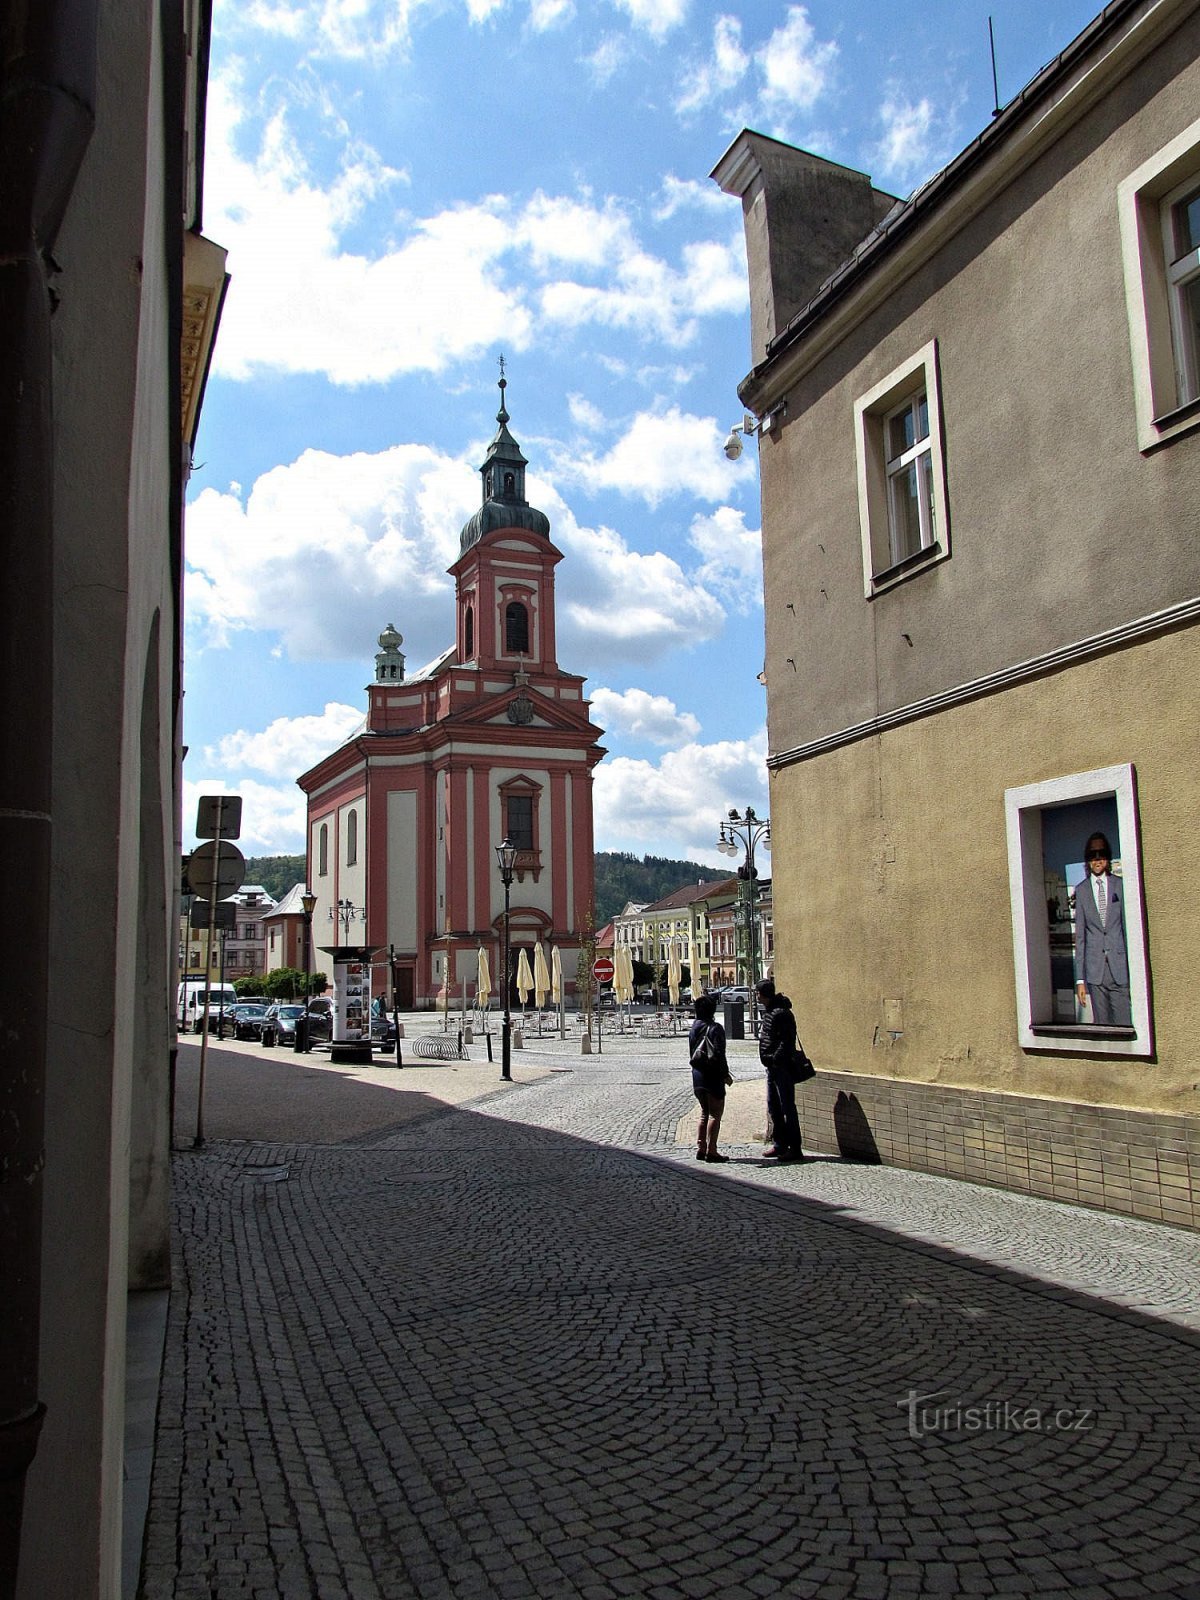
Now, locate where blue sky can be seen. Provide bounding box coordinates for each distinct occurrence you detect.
[184,0,1101,864]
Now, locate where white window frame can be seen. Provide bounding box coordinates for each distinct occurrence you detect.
[1118,114,1200,452]
[854,340,951,597]
[1003,764,1152,1058]
[1162,174,1200,405]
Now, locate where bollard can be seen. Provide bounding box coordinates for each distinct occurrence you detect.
[513,1028,524,1050]
[580,1034,592,1055]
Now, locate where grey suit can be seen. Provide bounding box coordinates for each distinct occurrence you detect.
[1073,872,1131,1025]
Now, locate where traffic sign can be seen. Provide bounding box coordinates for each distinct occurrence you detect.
[196,794,243,840]
[592,956,615,983]
[187,840,245,902]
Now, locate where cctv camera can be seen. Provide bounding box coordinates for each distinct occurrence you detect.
[723,430,744,461]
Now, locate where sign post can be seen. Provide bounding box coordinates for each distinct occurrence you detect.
[592,957,614,1055]
[187,800,245,1148]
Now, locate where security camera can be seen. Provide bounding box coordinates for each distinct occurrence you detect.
[723,429,744,461]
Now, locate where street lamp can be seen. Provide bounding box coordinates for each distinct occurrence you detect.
[717,806,771,1020]
[330,897,362,943]
[299,890,317,1052]
[495,837,517,1082]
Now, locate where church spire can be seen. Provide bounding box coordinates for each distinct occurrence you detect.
[458,358,550,551]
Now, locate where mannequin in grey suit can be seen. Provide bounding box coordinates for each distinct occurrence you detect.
[1073,832,1131,1025]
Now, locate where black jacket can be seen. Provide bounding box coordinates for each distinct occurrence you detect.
[758,994,797,1073]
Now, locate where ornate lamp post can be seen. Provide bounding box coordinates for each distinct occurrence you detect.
[299,889,317,1052]
[495,838,517,1081]
[330,897,362,943]
[717,806,771,1024]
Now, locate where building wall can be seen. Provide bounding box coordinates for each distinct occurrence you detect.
[756,8,1200,760]
[18,0,179,1592]
[771,624,1200,1114]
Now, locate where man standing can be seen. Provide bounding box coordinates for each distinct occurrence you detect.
[755,978,804,1161]
[1073,832,1132,1026]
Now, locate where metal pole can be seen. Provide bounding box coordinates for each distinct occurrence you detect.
[501,879,512,1081]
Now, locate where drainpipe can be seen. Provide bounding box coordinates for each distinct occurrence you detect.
[0,3,97,1592]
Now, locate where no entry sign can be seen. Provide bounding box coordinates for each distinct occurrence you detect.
[592,957,615,983]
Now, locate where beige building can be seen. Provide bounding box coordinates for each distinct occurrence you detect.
[715,0,1200,1226]
[2,1,226,1592]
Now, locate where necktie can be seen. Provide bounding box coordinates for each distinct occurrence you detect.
[1097,876,1107,926]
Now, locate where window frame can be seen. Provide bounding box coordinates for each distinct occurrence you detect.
[1118,115,1200,451]
[1003,764,1152,1058]
[854,340,951,596]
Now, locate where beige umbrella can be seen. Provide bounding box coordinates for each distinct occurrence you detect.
[533,940,551,1009]
[687,930,701,1002]
[617,944,634,1004]
[667,940,682,1006]
[476,946,491,1009]
[516,947,534,1005]
[550,945,562,1005]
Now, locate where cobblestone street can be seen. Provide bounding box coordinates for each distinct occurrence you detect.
[139,1032,1200,1598]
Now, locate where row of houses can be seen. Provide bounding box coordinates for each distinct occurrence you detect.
[603,877,775,994]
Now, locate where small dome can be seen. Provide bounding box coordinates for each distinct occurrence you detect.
[378,622,403,651]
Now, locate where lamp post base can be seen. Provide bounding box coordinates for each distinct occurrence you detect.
[501,1018,512,1081]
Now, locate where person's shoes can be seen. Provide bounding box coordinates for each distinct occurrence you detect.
[775,1150,806,1163]
[695,1149,707,1160]
[705,1152,730,1163]
[761,1146,783,1158]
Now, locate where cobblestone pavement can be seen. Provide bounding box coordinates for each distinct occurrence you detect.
[141,1034,1200,1599]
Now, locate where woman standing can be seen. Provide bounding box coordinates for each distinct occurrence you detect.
[689,993,732,1163]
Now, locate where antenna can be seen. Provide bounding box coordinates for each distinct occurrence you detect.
[988,15,1001,117]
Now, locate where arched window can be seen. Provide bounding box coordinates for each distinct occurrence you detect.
[503,470,515,495]
[319,822,328,876]
[347,809,358,866]
[505,600,529,654]
[464,604,474,658]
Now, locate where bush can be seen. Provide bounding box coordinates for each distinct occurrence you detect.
[261,966,306,1000]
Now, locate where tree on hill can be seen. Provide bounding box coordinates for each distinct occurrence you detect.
[243,855,305,901]
[593,852,726,925]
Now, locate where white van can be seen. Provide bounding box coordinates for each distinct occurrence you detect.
[177,981,237,1033]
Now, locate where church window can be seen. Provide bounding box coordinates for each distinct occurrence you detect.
[505,600,529,654]
[504,471,515,495]
[465,604,474,658]
[318,822,328,877]
[347,809,358,866]
[506,794,534,850]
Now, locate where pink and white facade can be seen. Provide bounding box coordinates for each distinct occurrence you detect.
[298,382,606,1009]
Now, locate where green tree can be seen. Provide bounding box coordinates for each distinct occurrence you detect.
[261,966,307,1000]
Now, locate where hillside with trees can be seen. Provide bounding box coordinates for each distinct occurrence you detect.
[243,855,305,901]
[593,852,726,926]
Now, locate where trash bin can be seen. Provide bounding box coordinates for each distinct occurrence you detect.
[723,1000,745,1040]
[293,1017,307,1053]
[261,1024,277,1048]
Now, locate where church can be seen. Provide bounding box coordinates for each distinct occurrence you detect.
[298,375,606,1010]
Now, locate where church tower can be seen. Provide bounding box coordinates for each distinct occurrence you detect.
[299,367,605,1013]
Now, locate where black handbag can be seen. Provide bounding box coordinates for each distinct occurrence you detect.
[789,1047,815,1085]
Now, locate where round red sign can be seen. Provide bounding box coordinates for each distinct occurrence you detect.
[592,957,615,983]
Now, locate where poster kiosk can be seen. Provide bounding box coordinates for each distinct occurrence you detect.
[320,944,380,1065]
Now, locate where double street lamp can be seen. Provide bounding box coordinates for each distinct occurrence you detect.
[717,806,771,1002]
[495,838,517,1082]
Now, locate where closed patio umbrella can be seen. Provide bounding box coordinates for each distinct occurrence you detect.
[533,940,550,1008]
[550,945,562,1004]
[476,946,491,1010]
[687,931,701,1002]
[616,945,634,1004]
[516,946,534,1006]
[667,941,682,1006]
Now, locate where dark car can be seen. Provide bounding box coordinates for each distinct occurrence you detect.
[261,1002,334,1045]
[371,1012,397,1051]
[230,1003,270,1040]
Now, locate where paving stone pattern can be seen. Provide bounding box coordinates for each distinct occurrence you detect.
[141,1044,1200,1599]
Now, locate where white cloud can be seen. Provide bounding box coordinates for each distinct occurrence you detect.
[590,687,700,744]
[756,6,837,118]
[585,34,626,84]
[206,703,364,778]
[550,405,753,506]
[529,0,572,27]
[675,14,748,116]
[611,0,688,38]
[205,70,745,383]
[688,505,762,611]
[873,94,938,190]
[593,729,769,859]
[653,173,731,222]
[567,393,607,431]
[185,442,731,674]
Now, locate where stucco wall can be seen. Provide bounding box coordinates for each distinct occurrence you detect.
[769,623,1200,1117]
[759,9,1200,757]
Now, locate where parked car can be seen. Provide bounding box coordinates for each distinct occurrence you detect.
[720,986,753,1005]
[371,1012,397,1051]
[230,1003,270,1041]
[262,1002,335,1044]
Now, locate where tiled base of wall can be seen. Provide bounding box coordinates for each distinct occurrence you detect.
[798,1071,1200,1230]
